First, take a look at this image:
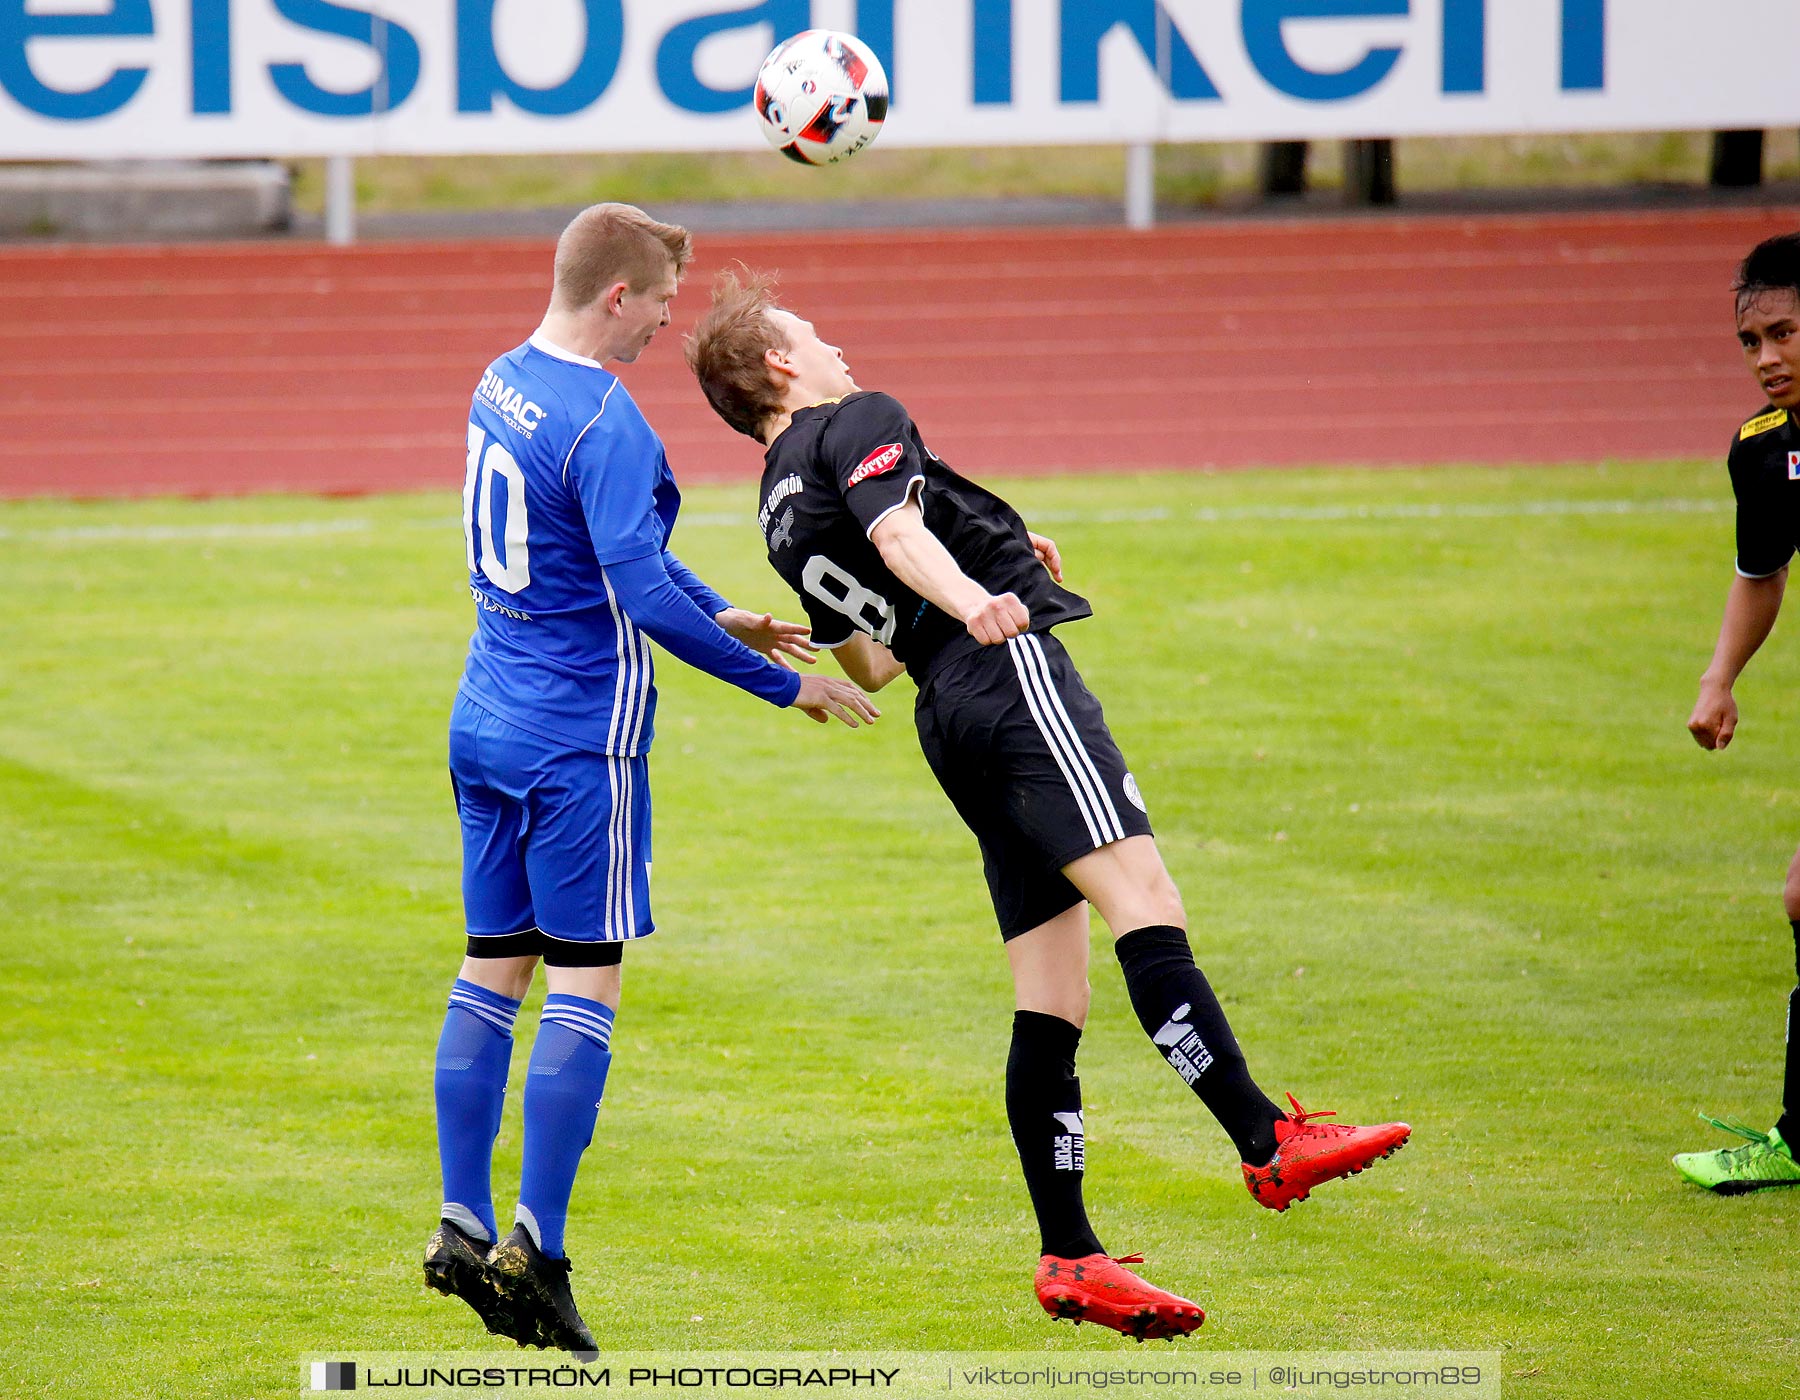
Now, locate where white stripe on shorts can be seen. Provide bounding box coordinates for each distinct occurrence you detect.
[1006,634,1124,848]
[1018,634,1125,841]
[621,631,651,939]
[607,754,634,941]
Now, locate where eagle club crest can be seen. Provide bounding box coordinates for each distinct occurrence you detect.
[770,505,796,550]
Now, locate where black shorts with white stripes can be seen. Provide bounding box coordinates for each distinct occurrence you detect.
[913,629,1153,941]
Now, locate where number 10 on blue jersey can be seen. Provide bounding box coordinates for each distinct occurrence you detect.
[464,424,532,593]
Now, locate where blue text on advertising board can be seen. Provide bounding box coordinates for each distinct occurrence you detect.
[0,0,1605,123]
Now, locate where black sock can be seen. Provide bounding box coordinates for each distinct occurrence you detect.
[1006,1011,1105,1260]
[1114,925,1284,1166]
[1780,923,1800,1145]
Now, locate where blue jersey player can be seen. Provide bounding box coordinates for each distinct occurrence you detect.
[422,205,878,1353]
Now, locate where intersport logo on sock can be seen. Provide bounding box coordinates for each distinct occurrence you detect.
[1151,1004,1215,1086]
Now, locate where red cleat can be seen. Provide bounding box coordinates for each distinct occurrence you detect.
[1033,1252,1205,1341]
[1243,1093,1411,1211]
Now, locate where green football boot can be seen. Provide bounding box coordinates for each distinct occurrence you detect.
[1673,1115,1800,1194]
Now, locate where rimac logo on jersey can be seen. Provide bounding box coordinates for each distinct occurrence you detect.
[1789,451,1800,480]
[847,442,905,487]
[478,369,547,436]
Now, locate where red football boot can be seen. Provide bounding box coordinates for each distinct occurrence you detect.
[1033,1253,1205,1341]
[1242,1093,1411,1211]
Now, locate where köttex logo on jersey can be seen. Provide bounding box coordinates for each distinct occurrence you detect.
[848,444,904,487]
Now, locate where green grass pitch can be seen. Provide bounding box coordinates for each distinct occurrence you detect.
[2,462,1795,1397]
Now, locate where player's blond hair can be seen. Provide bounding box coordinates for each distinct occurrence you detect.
[551,203,693,311]
[684,267,790,441]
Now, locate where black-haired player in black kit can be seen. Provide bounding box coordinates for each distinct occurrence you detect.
[1678,231,1800,1194]
[686,271,1411,1337]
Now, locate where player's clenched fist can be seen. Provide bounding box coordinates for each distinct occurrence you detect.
[792,673,881,727]
[1687,681,1738,750]
[964,591,1030,645]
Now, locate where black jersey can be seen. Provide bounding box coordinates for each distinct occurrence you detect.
[757,391,1091,676]
[1728,405,1800,578]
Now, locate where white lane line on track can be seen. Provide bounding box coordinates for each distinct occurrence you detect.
[0,496,1726,545]
[0,236,1760,300]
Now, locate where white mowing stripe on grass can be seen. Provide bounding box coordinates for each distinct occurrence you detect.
[681,497,1730,529]
[0,518,373,543]
[0,496,1727,545]
[1058,496,1729,525]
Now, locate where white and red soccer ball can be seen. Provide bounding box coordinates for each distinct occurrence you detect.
[754,29,889,166]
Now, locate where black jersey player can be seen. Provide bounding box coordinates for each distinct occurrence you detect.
[685,272,1411,1337]
[1679,232,1800,1194]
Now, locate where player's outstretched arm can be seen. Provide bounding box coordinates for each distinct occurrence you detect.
[1690,568,1787,749]
[605,553,877,728]
[605,552,806,706]
[660,548,818,668]
[663,549,734,617]
[870,501,1029,645]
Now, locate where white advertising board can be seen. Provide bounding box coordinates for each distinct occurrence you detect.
[2,0,1797,161]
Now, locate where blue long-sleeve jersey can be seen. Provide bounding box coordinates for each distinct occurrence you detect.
[457,333,800,756]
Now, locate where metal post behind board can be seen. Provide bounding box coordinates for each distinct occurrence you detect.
[325,154,355,246]
[1125,143,1155,229]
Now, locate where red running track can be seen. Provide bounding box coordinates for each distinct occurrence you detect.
[4,206,1798,499]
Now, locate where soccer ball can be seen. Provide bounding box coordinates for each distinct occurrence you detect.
[753,29,889,166]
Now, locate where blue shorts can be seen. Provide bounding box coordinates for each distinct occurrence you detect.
[449,692,653,961]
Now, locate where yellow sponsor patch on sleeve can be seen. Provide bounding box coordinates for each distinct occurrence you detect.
[1740,408,1790,440]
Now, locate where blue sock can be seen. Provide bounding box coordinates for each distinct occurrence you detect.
[433,979,522,1243]
[517,994,615,1259]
